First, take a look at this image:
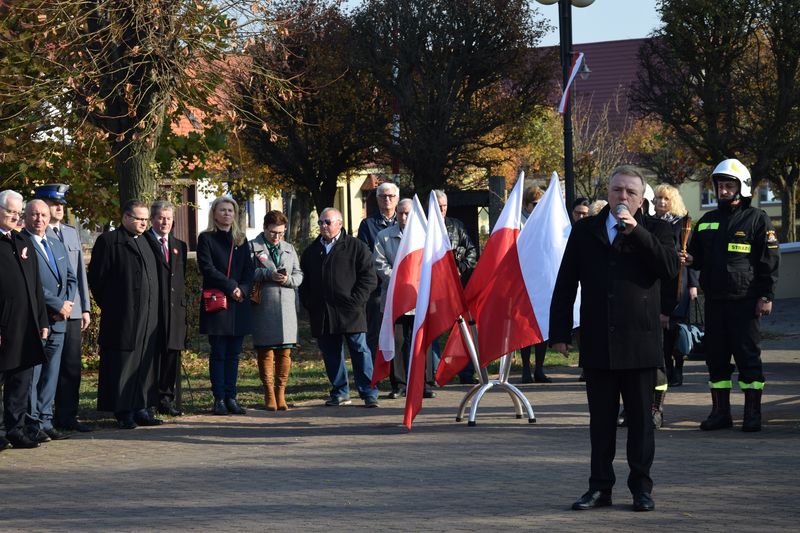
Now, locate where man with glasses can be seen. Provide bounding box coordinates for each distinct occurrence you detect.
[0,190,49,450]
[300,208,380,407]
[88,199,163,429]
[358,182,400,395]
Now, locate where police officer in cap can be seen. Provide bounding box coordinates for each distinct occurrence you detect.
[683,159,780,432]
[34,183,93,432]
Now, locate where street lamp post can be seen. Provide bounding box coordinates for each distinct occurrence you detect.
[536,0,595,209]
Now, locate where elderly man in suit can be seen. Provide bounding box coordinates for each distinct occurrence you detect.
[22,199,77,443]
[144,200,188,417]
[550,166,678,513]
[34,184,94,433]
[0,190,49,450]
[89,199,162,429]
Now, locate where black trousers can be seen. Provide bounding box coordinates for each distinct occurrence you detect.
[0,366,34,437]
[158,348,181,403]
[705,297,764,384]
[584,367,657,496]
[54,318,82,425]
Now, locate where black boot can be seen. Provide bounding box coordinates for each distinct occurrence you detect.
[742,389,762,432]
[700,388,733,430]
[520,348,533,383]
[670,356,684,387]
[652,388,666,429]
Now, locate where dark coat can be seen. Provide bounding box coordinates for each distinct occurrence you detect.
[89,228,160,351]
[299,231,377,337]
[550,205,679,370]
[145,230,188,350]
[197,229,254,337]
[445,217,478,286]
[22,229,77,334]
[0,231,48,371]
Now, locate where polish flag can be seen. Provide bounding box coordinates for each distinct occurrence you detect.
[558,52,585,114]
[404,192,467,429]
[371,196,427,387]
[436,172,578,384]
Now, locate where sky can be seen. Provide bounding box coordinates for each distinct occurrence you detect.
[535,0,662,47]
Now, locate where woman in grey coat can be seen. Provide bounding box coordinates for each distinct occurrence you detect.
[250,210,303,411]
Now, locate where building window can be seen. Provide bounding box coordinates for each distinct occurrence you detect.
[758,181,780,204]
[701,185,717,208]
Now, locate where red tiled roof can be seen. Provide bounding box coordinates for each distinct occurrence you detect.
[543,38,647,132]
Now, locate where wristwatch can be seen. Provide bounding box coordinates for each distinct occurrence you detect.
[760,296,771,303]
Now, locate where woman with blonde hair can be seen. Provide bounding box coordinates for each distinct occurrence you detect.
[654,184,698,389]
[197,196,255,415]
[250,210,303,411]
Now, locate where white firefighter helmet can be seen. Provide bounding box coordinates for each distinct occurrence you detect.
[642,183,656,216]
[712,158,752,198]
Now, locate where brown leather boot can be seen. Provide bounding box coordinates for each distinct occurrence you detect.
[257,349,277,411]
[275,348,292,411]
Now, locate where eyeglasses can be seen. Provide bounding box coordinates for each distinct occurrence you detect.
[125,213,149,223]
[0,206,22,217]
[267,230,285,237]
[318,219,341,226]
[378,194,397,199]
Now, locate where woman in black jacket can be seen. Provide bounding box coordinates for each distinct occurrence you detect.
[197,197,254,415]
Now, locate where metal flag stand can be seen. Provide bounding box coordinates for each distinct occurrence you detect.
[453,316,536,426]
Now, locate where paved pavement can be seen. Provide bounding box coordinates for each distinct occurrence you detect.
[2,302,799,532]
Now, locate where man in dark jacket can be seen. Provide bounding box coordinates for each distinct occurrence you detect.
[144,200,187,417]
[300,208,379,407]
[550,166,678,513]
[684,158,780,432]
[88,199,162,429]
[0,189,49,449]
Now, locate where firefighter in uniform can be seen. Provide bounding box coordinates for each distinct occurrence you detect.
[683,159,780,432]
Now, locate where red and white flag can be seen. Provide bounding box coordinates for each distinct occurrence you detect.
[371,195,427,387]
[436,172,578,384]
[558,52,585,114]
[404,192,467,429]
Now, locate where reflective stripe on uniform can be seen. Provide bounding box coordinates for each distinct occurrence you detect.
[698,222,720,231]
[709,380,732,389]
[727,243,751,253]
[739,381,765,390]
[655,383,668,391]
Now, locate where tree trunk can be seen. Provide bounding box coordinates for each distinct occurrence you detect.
[779,168,797,243]
[289,190,312,243]
[114,138,159,208]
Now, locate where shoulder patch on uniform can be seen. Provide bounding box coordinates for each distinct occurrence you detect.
[766,230,778,245]
[735,231,746,237]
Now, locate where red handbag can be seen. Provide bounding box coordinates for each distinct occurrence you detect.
[203,239,235,314]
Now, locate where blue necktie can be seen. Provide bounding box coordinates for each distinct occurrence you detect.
[42,238,59,275]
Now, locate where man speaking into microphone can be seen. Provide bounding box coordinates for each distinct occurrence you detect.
[550,166,678,512]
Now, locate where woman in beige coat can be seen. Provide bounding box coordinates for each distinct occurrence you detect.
[250,210,303,410]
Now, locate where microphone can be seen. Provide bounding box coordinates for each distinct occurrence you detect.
[615,204,629,232]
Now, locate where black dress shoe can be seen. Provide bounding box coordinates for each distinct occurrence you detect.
[117,418,138,429]
[225,398,247,415]
[58,420,93,433]
[134,415,164,427]
[30,428,52,443]
[44,428,70,441]
[157,400,183,417]
[572,490,612,510]
[633,492,655,512]
[533,370,552,383]
[6,432,40,449]
[423,389,437,398]
[0,436,13,451]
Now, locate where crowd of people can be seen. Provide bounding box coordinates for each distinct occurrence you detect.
[0,158,780,484]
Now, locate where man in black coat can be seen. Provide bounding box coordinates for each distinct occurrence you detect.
[550,166,678,513]
[144,200,187,417]
[0,189,49,449]
[300,208,379,407]
[88,199,162,429]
